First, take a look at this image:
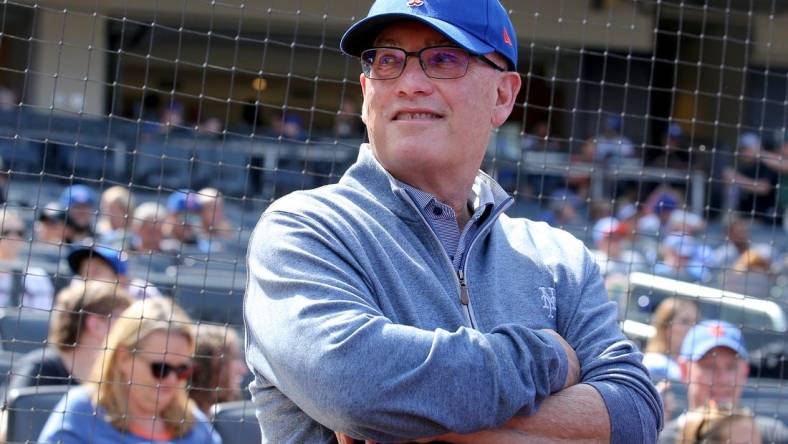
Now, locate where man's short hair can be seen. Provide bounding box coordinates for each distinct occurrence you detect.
[133,202,166,228]
[48,280,133,350]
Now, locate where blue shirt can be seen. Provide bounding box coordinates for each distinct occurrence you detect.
[38,387,222,444]
[397,180,494,270]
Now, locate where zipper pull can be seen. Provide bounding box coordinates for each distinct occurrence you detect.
[458,269,469,305]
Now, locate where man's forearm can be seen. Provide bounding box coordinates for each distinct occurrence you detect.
[504,383,610,442]
[425,384,610,444]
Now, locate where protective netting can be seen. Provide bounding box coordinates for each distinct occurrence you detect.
[0,0,783,442]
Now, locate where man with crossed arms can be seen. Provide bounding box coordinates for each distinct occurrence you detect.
[244,0,662,442]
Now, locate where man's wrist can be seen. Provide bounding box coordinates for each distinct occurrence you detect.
[538,330,569,393]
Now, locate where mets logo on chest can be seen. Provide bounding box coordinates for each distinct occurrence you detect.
[539,287,556,319]
[407,0,424,6]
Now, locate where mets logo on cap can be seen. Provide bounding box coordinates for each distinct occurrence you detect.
[407,0,424,6]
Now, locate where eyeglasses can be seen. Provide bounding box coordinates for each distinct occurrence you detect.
[146,360,194,381]
[360,46,505,80]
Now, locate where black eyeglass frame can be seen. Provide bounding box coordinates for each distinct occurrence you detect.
[360,45,506,80]
[136,355,194,381]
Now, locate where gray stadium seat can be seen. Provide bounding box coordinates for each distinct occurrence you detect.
[0,308,51,354]
[4,384,70,443]
[210,400,261,444]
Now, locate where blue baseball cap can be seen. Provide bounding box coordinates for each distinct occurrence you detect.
[605,116,622,132]
[680,320,748,361]
[667,123,683,139]
[166,189,202,214]
[340,0,518,70]
[59,184,96,209]
[652,192,678,215]
[67,245,129,277]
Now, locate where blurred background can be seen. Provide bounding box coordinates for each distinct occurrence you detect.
[0,0,785,442]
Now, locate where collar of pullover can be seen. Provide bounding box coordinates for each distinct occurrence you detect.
[339,144,511,222]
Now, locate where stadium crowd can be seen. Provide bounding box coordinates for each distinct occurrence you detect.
[0,82,783,442]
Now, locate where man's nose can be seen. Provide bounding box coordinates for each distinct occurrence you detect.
[396,56,434,96]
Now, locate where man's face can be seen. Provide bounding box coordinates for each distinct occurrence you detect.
[68,203,94,229]
[78,256,118,283]
[359,21,518,184]
[681,346,749,409]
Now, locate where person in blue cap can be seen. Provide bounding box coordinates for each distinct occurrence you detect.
[67,244,161,300]
[658,320,788,443]
[59,184,97,242]
[162,189,203,252]
[244,1,662,443]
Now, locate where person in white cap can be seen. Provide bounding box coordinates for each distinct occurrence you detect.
[244,1,662,443]
[591,216,646,277]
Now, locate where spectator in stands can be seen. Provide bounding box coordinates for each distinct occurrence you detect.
[159,101,190,135]
[67,244,162,300]
[96,186,133,248]
[130,202,166,253]
[594,115,635,163]
[162,189,202,252]
[716,245,775,298]
[334,100,364,139]
[0,208,54,309]
[642,297,700,382]
[275,114,307,142]
[649,122,690,171]
[658,320,788,443]
[59,184,97,242]
[7,280,132,391]
[655,233,710,283]
[759,132,788,227]
[642,298,699,426]
[539,188,582,228]
[590,216,646,277]
[190,325,247,414]
[196,187,233,239]
[37,297,221,444]
[197,116,224,138]
[566,138,597,200]
[713,216,752,269]
[35,201,72,245]
[723,132,780,224]
[0,85,17,111]
[678,406,763,444]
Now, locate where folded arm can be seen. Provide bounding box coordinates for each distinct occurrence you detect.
[245,211,570,442]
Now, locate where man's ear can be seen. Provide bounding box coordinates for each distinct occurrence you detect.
[491,71,521,128]
[359,73,369,125]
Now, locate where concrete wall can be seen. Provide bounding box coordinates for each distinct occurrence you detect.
[30,9,107,115]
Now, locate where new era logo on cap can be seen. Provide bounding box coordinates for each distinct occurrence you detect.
[407,0,424,6]
[503,27,512,46]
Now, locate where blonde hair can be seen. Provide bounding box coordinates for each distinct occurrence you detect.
[196,187,221,207]
[132,202,166,229]
[48,280,133,351]
[91,297,196,437]
[644,297,698,354]
[678,406,760,444]
[101,186,133,210]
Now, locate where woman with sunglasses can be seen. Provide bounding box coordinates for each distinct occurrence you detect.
[38,297,222,444]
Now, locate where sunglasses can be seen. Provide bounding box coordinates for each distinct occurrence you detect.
[1,229,25,238]
[147,360,193,381]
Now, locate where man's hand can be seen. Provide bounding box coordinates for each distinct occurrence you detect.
[541,329,580,389]
[336,432,374,444]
